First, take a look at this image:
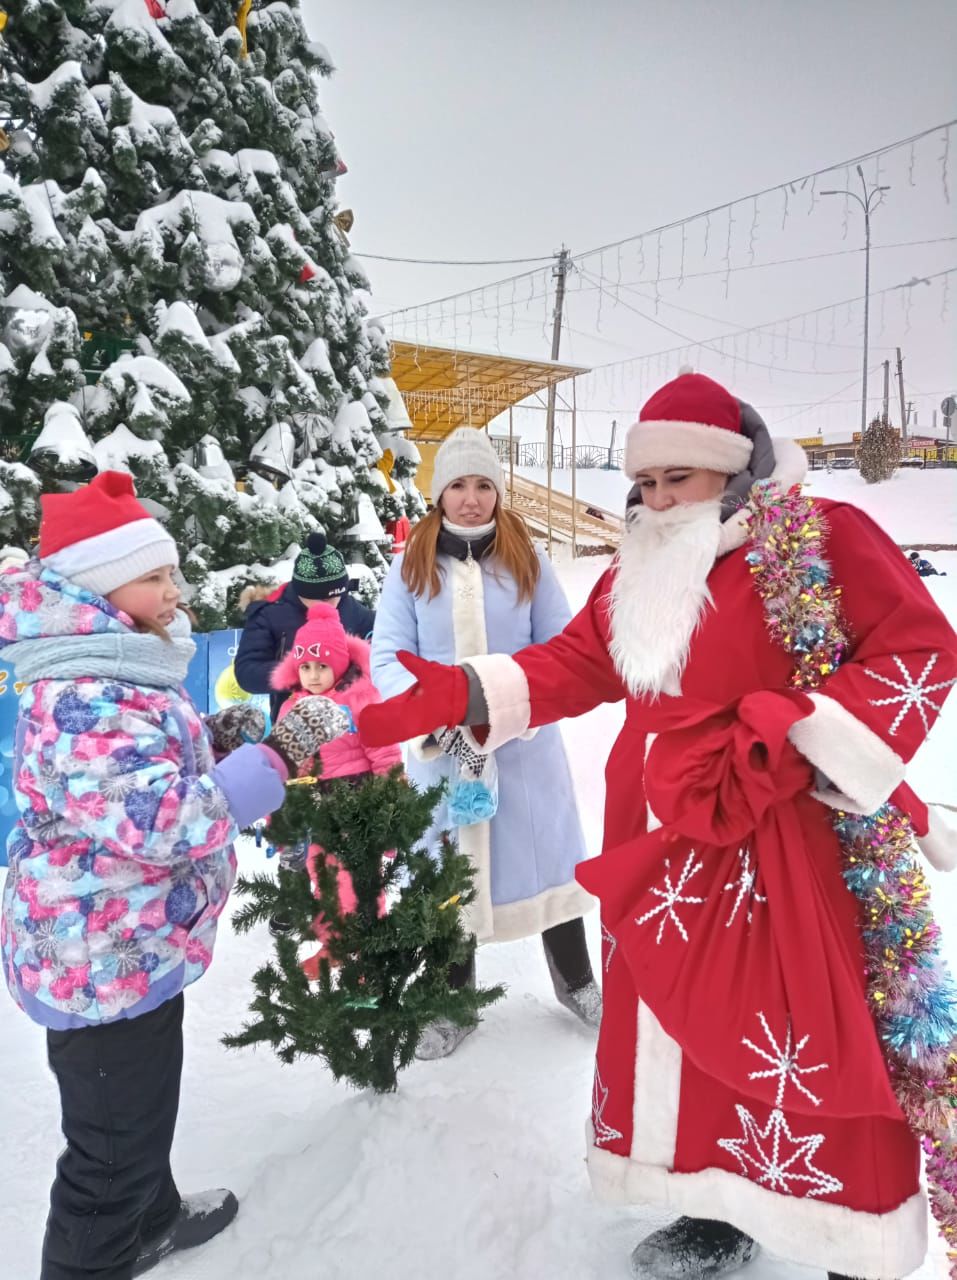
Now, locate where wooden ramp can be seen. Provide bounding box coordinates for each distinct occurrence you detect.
[507,474,624,551]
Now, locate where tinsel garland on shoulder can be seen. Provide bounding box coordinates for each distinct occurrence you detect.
[745,478,957,1272]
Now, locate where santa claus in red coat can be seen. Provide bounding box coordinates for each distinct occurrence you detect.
[360,372,957,1280]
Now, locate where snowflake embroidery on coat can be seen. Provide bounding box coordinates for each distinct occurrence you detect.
[592,1066,623,1145]
[722,848,767,927]
[199,787,230,820]
[864,652,957,736]
[99,772,137,802]
[635,850,706,944]
[718,1105,843,1198]
[113,937,144,977]
[26,811,64,843]
[601,922,617,972]
[742,1011,829,1107]
[38,600,82,632]
[31,918,60,960]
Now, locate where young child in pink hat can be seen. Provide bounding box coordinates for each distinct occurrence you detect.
[271,603,401,967]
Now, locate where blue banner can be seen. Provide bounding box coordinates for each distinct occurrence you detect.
[0,630,269,868]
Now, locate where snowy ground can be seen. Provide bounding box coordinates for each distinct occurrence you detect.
[2,535,956,1279]
[519,464,957,547]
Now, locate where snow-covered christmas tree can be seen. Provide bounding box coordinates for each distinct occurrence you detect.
[0,0,422,627]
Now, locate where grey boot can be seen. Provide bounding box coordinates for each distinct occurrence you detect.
[544,946,602,1028]
[133,1190,239,1276]
[631,1217,757,1279]
[415,1018,477,1060]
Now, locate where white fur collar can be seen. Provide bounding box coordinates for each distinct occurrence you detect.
[716,438,809,556]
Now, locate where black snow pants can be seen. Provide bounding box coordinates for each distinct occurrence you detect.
[40,994,184,1280]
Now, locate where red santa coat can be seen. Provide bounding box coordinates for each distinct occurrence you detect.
[463,492,957,1278]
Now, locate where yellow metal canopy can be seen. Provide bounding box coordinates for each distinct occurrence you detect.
[389,340,589,441]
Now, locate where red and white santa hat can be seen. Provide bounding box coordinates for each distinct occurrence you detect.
[270,602,350,690]
[623,369,753,479]
[39,471,179,599]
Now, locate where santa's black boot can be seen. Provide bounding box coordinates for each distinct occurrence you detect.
[631,1216,757,1279]
[133,1189,239,1276]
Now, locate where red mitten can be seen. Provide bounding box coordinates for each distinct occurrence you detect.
[359,651,469,747]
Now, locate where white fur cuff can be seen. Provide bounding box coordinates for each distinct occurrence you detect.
[460,653,531,752]
[787,692,905,816]
[917,805,957,873]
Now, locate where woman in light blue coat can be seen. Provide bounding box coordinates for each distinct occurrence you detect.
[371,427,599,1058]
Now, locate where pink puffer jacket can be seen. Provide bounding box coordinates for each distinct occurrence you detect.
[273,637,402,779]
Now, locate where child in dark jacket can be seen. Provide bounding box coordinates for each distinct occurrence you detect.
[908,549,947,577]
[0,473,347,1280]
[234,531,375,722]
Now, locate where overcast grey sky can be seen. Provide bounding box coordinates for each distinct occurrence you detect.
[306,0,957,443]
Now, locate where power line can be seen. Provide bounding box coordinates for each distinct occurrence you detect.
[572,119,957,266]
[582,265,957,374]
[381,262,547,319]
[387,237,957,357]
[354,250,556,266]
[580,267,859,376]
[769,368,884,424]
[380,120,956,319]
[594,271,894,355]
[507,386,952,414]
[384,237,956,327]
[598,236,957,291]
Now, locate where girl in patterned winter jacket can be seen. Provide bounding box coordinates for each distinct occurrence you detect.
[0,472,347,1280]
[270,603,401,966]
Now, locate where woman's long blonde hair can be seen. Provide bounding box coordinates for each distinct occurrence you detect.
[401,500,541,603]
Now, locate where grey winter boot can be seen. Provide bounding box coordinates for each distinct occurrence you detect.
[133,1190,239,1276]
[414,1017,477,1060]
[544,947,603,1028]
[630,1217,757,1279]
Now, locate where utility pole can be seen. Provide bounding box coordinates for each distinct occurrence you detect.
[545,246,570,556]
[896,347,907,446]
[882,360,890,424]
[608,419,618,470]
[822,167,890,437]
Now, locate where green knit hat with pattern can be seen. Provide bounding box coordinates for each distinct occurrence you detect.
[292,531,349,600]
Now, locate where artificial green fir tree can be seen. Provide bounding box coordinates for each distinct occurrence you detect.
[226,770,503,1093]
[0,0,419,624]
[857,415,901,484]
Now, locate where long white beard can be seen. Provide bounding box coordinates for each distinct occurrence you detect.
[608,499,722,699]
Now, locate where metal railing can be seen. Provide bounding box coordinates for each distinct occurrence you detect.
[492,440,624,471]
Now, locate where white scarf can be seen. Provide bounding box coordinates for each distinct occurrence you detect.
[441,518,497,540]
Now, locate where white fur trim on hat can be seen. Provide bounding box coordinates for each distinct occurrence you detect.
[623,420,754,479]
[43,518,179,599]
[431,427,505,505]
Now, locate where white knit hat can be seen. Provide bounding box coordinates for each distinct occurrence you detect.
[430,428,505,506]
[39,471,179,600]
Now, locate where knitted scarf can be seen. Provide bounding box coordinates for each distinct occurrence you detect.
[5,609,195,690]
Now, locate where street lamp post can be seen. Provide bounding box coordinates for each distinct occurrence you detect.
[821,165,890,436]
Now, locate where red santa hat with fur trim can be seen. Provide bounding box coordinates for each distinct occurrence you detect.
[623,368,753,479]
[39,471,178,599]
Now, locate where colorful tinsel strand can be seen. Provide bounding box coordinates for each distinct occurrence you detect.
[747,479,957,1270]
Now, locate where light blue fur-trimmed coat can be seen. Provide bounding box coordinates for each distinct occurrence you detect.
[371,547,592,943]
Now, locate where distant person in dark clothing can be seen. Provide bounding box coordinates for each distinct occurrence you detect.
[908,550,948,578]
[235,532,376,721]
